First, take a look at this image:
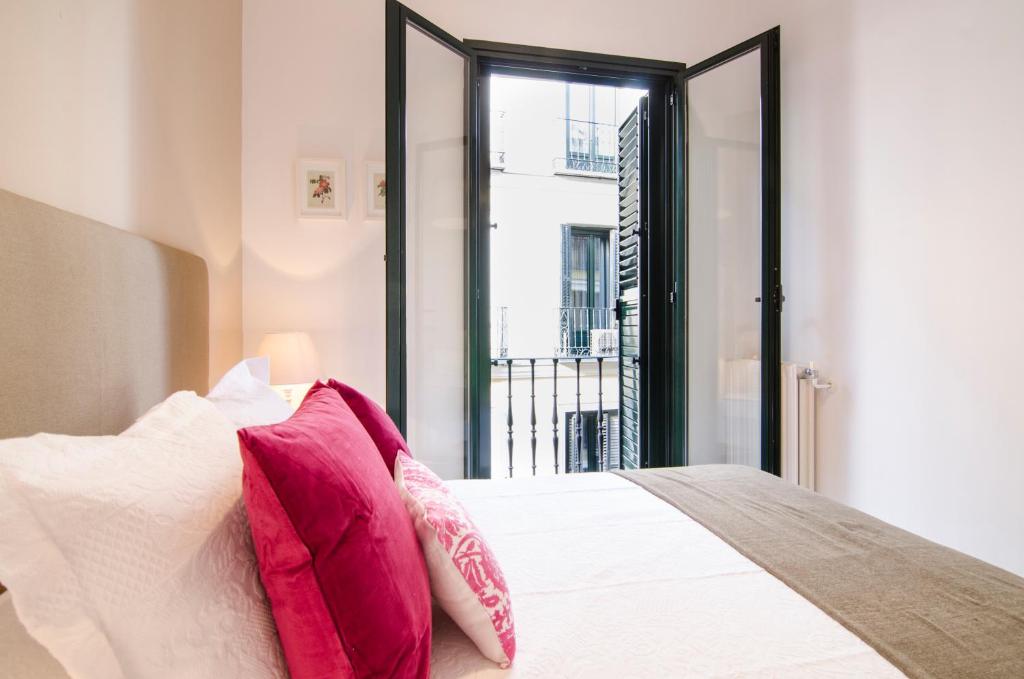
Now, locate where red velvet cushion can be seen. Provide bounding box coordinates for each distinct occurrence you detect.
[238,383,431,679]
[326,378,409,475]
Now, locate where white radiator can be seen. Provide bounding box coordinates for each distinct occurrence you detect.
[781,362,824,490]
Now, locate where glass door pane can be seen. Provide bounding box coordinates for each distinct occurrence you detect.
[686,49,763,468]
[404,24,468,479]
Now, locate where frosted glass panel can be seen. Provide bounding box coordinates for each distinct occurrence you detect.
[687,50,762,468]
[405,25,467,479]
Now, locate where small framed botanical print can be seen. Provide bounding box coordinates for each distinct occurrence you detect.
[366,162,386,219]
[297,158,345,218]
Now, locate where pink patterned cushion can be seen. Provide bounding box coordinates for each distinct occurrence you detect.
[394,451,516,667]
[239,384,432,679]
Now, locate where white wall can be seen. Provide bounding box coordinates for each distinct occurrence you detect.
[796,0,1024,578]
[242,0,1024,575]
[0,0,243,385]
[242,0,386,402]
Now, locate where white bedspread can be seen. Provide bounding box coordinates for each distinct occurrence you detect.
[1,473,904,678]
[432,473,904,678]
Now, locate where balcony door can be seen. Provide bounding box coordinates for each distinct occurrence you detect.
[386,10,780,477]
[385,1,486,478]
[387,17,686,478]
[681,29,781,473]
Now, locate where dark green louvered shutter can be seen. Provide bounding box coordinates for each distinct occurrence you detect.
[617,97,646,470]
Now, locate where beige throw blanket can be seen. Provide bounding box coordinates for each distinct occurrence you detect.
[614,465,1024,679]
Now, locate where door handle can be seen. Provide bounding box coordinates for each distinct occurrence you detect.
[755,287,785,308]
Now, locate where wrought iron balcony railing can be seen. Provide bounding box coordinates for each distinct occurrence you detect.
[556,118,618,175]
[490,356,624,479]
[558,306,616,356]
[553,155,617,175]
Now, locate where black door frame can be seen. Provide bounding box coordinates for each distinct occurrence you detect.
[469,42,686,477]
[386,1,688,478]
[386,0,781,477]
[679,27,782,474]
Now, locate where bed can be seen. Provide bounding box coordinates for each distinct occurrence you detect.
[1,471,904,678]
[1,188,1023,679]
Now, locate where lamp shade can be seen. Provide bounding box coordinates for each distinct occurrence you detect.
[257,332,320,385]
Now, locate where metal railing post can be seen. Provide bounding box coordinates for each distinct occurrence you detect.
[597,356,605,472]
[575,357,582,473]
[506,359,514,478]
[552,358,559,474]
[529,358,537,476]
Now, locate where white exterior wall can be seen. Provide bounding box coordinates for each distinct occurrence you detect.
[489,76,642,359]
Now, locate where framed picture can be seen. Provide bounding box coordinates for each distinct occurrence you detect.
[366,162,386,218]
[296,158,345,218]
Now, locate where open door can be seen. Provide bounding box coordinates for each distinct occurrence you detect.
[386,13,777,477]
[385,1,487,479]
[681,28,781,474]
[616,96,648,470]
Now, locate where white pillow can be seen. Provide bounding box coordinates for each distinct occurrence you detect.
[0,392,288,679]
[206,357,293,427]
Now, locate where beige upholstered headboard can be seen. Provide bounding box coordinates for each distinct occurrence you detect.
[0,189,209,440]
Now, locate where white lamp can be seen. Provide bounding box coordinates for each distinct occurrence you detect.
[258,332,321,408]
